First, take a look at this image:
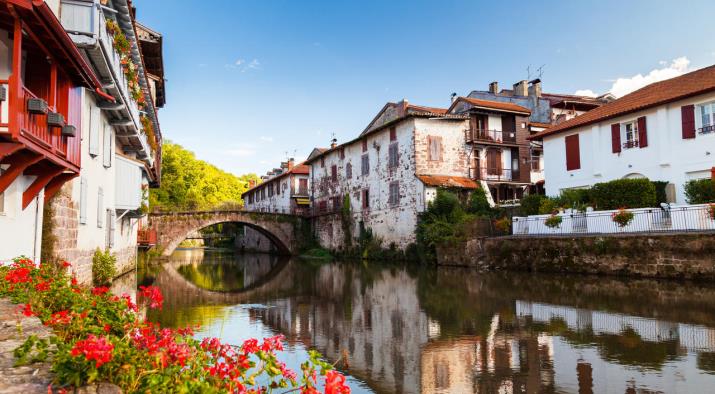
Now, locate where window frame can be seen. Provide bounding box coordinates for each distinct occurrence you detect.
[361,154,369,176]
[621,120,639,149]
[388,142,399,168]
[388,181,400,206]
[697,101,715,134]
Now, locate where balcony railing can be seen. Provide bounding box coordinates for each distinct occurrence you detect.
[622,140,639,149]
[466,129,516,144]
[471,166,513,182]
[699,125,715,135]
[0,80,8,130]
[137,229,157,246]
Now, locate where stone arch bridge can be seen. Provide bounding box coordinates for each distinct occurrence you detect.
[148,211,309,257]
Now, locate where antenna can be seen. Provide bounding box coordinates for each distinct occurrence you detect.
[526,65,532,81]
[536,64,545,80]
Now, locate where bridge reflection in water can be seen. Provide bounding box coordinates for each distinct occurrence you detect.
[140,250,715,394]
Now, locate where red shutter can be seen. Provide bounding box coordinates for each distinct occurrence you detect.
[565,134,580,171]
[637,116,648,148]
[484,115,489,131]
[681,105,696,139]
[611,123,621,153]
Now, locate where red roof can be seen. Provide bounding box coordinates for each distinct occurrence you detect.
[241,163,309,197]
[407,104,448,115]
[532,64,715,139]
[448,97,531,115]
[417,175,478,189]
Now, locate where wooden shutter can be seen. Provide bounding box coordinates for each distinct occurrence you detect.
[637,116,648,148]
[429,136,442,161]
[565,134,581,171]
[97,187,104,228]
[79,177,87,224]
[89,107,100,156]
[103,125,112,167]
[611,123,621,153]
[107,209,116,249]
[681,105,696,139]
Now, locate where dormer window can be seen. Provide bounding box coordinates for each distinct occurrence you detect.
[622,121,639,149]
[698,102,715,135]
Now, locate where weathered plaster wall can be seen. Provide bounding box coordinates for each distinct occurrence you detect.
[244,173,309,214]
[235,226,277,253]
[438,233,715,280]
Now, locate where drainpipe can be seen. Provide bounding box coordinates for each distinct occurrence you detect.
[32,194,41,263]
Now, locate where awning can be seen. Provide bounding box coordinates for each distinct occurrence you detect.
[295,198,311,205]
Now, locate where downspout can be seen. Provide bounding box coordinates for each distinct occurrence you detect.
[32,194,40,262]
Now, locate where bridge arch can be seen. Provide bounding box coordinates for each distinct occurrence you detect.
[148,211,305,257]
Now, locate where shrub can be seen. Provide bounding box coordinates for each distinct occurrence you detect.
[538,198,559,215]
[92,249,117,286]
[559,188,591,211]
[709,204,715,220]
[417,189,472,259]
[544,214,562,229]
[519,194,544,216]
[684,178,715,204]
[611,208,635,228]
[0,257,348,393]
[494,217,511,233]
[590,179,656,209]
[467,187,493,216]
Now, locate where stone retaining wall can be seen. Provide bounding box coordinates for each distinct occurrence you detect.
[437,233,715,280]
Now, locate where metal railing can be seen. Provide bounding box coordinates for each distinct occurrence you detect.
[471,166,513,182]
[622,140,639,149]
[466,129,516,144]
[0,80,7,129]
[512,204,715,236]
[699,125,715,135]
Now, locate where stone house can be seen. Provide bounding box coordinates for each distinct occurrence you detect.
[305,100,480,251]
[531,64,715,203]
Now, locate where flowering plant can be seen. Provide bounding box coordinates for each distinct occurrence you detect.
[611,208,634,228]
[494,217,511,233]
[0,257,350,393]
[105,18,146,110]
[544,213,562,229]
[140,115,158,154]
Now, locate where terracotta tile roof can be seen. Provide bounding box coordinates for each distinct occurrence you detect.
[529,122,552,129]
[241,163,309,197]
[407,104,448,115]
[448,97,531,115]
[532,65,715,139]
[541,92,611,107]
[417,174,478,189]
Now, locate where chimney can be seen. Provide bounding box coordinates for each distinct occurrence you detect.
[330,138,337,149]
[528,78,542,97]
[450,92,457,103]
[513,80,528,96]
[489,81,499,94]
[248,180,256,188]
[287,158,295,170]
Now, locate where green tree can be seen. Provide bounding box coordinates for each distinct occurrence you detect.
[150,142,260,211]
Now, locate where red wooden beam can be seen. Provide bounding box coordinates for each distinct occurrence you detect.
[23,165,65,209]
[0,142,23,159]
[43,172,77,204]
[0,151,42,194]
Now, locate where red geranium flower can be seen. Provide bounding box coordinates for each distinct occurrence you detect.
[138,286,164,309]
[92,286,110,296]
[70,335,114,368]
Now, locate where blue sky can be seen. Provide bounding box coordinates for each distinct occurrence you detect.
[133,0,715,176]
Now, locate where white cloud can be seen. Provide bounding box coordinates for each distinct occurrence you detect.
[225,58,261,72]
[224,147,256,157]
[259,136,274,143]
[609,57,690,97]
[574,89,598,98]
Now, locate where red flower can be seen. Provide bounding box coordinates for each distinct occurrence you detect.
[104,324,111,333]
[138,286,163,309]
[120,293,137,312]
[70,335,114,368]
[324,370,350,394]
[35,280,52,292]
[18,303,35,317]
[5,267,31,284]
[92,286,110,296]
[61,261,72,268]
[47,310,72,326]
[71,277,78,286]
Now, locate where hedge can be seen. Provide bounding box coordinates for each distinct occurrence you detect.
[684,179,715,204]
[588,179,657,210]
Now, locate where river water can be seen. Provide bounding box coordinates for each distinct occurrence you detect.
[122,249,715,393]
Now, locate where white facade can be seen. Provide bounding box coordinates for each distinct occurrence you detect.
[542,91,715,203]
[243,162,310,215]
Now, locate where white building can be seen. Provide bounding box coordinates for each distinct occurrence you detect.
[533,65,715,203]
[242,158,311,215]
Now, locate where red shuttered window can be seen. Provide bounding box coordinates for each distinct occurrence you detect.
[565,134,580,171]
[637,116,648,148]
[611,123,621,153]
[682,105,696,139]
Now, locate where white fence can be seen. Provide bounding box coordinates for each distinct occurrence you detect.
[512,204,715,236]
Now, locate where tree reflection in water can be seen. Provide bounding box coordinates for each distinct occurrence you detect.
[139,250,715,394]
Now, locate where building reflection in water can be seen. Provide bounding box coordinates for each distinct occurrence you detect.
[144,251,715,394]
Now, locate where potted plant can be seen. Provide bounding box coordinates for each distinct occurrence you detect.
[611,208,635,228]
[544,213,562,229]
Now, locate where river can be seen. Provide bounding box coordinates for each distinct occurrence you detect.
[117,249,715,393]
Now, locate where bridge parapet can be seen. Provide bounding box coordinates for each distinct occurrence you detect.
[148,210,309,257]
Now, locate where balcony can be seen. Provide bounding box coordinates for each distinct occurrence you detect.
[622,140,639,149]
[138,229,157,247]
[466,129,517,144]
[699,125,715,135]
[471,166,514,182]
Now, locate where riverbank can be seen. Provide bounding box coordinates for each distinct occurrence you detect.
[437,232,715,280]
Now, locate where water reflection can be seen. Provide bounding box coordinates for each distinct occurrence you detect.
[141,250,715,393]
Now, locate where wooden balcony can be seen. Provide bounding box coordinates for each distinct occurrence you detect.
[466,129,517,145]
[138,229,157,247]
[470,166,515,182]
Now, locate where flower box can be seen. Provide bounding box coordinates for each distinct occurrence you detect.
[0,85,6,101]
[47,112,66,128]
[27,98,48,114]
[61,125,77,137]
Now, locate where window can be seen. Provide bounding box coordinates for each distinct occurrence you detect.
[332,196,341,212]
[298,179,308,194]
[565,134,580,171]
[346,163,352,179]
[362,189,370,209]
[79,177,87,224]
[339,148,345,160]
[248,193,253,204]
[321,157,325,168]
[268,184,273,197]
[389,182,399,205]
[389,127,397,141]
[388,142,399,168]
[361,154,369,176]
[103,125,112,168]
[622,121,639,148]
[89,107,100,157]
[362,139,368,152]
[97,187,104,228]
[698,102,715,134]
[428,136,442,161]
[318,200,328,214]
[331,165,337,182]
[531,150,541,171]
[261,188,265,200]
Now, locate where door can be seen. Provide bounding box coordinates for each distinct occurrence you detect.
[487,149,501,176]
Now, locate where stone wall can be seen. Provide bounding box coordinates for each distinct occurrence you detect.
[437,233,715,280]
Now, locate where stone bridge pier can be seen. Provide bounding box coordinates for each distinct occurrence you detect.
[148,211,308,257]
